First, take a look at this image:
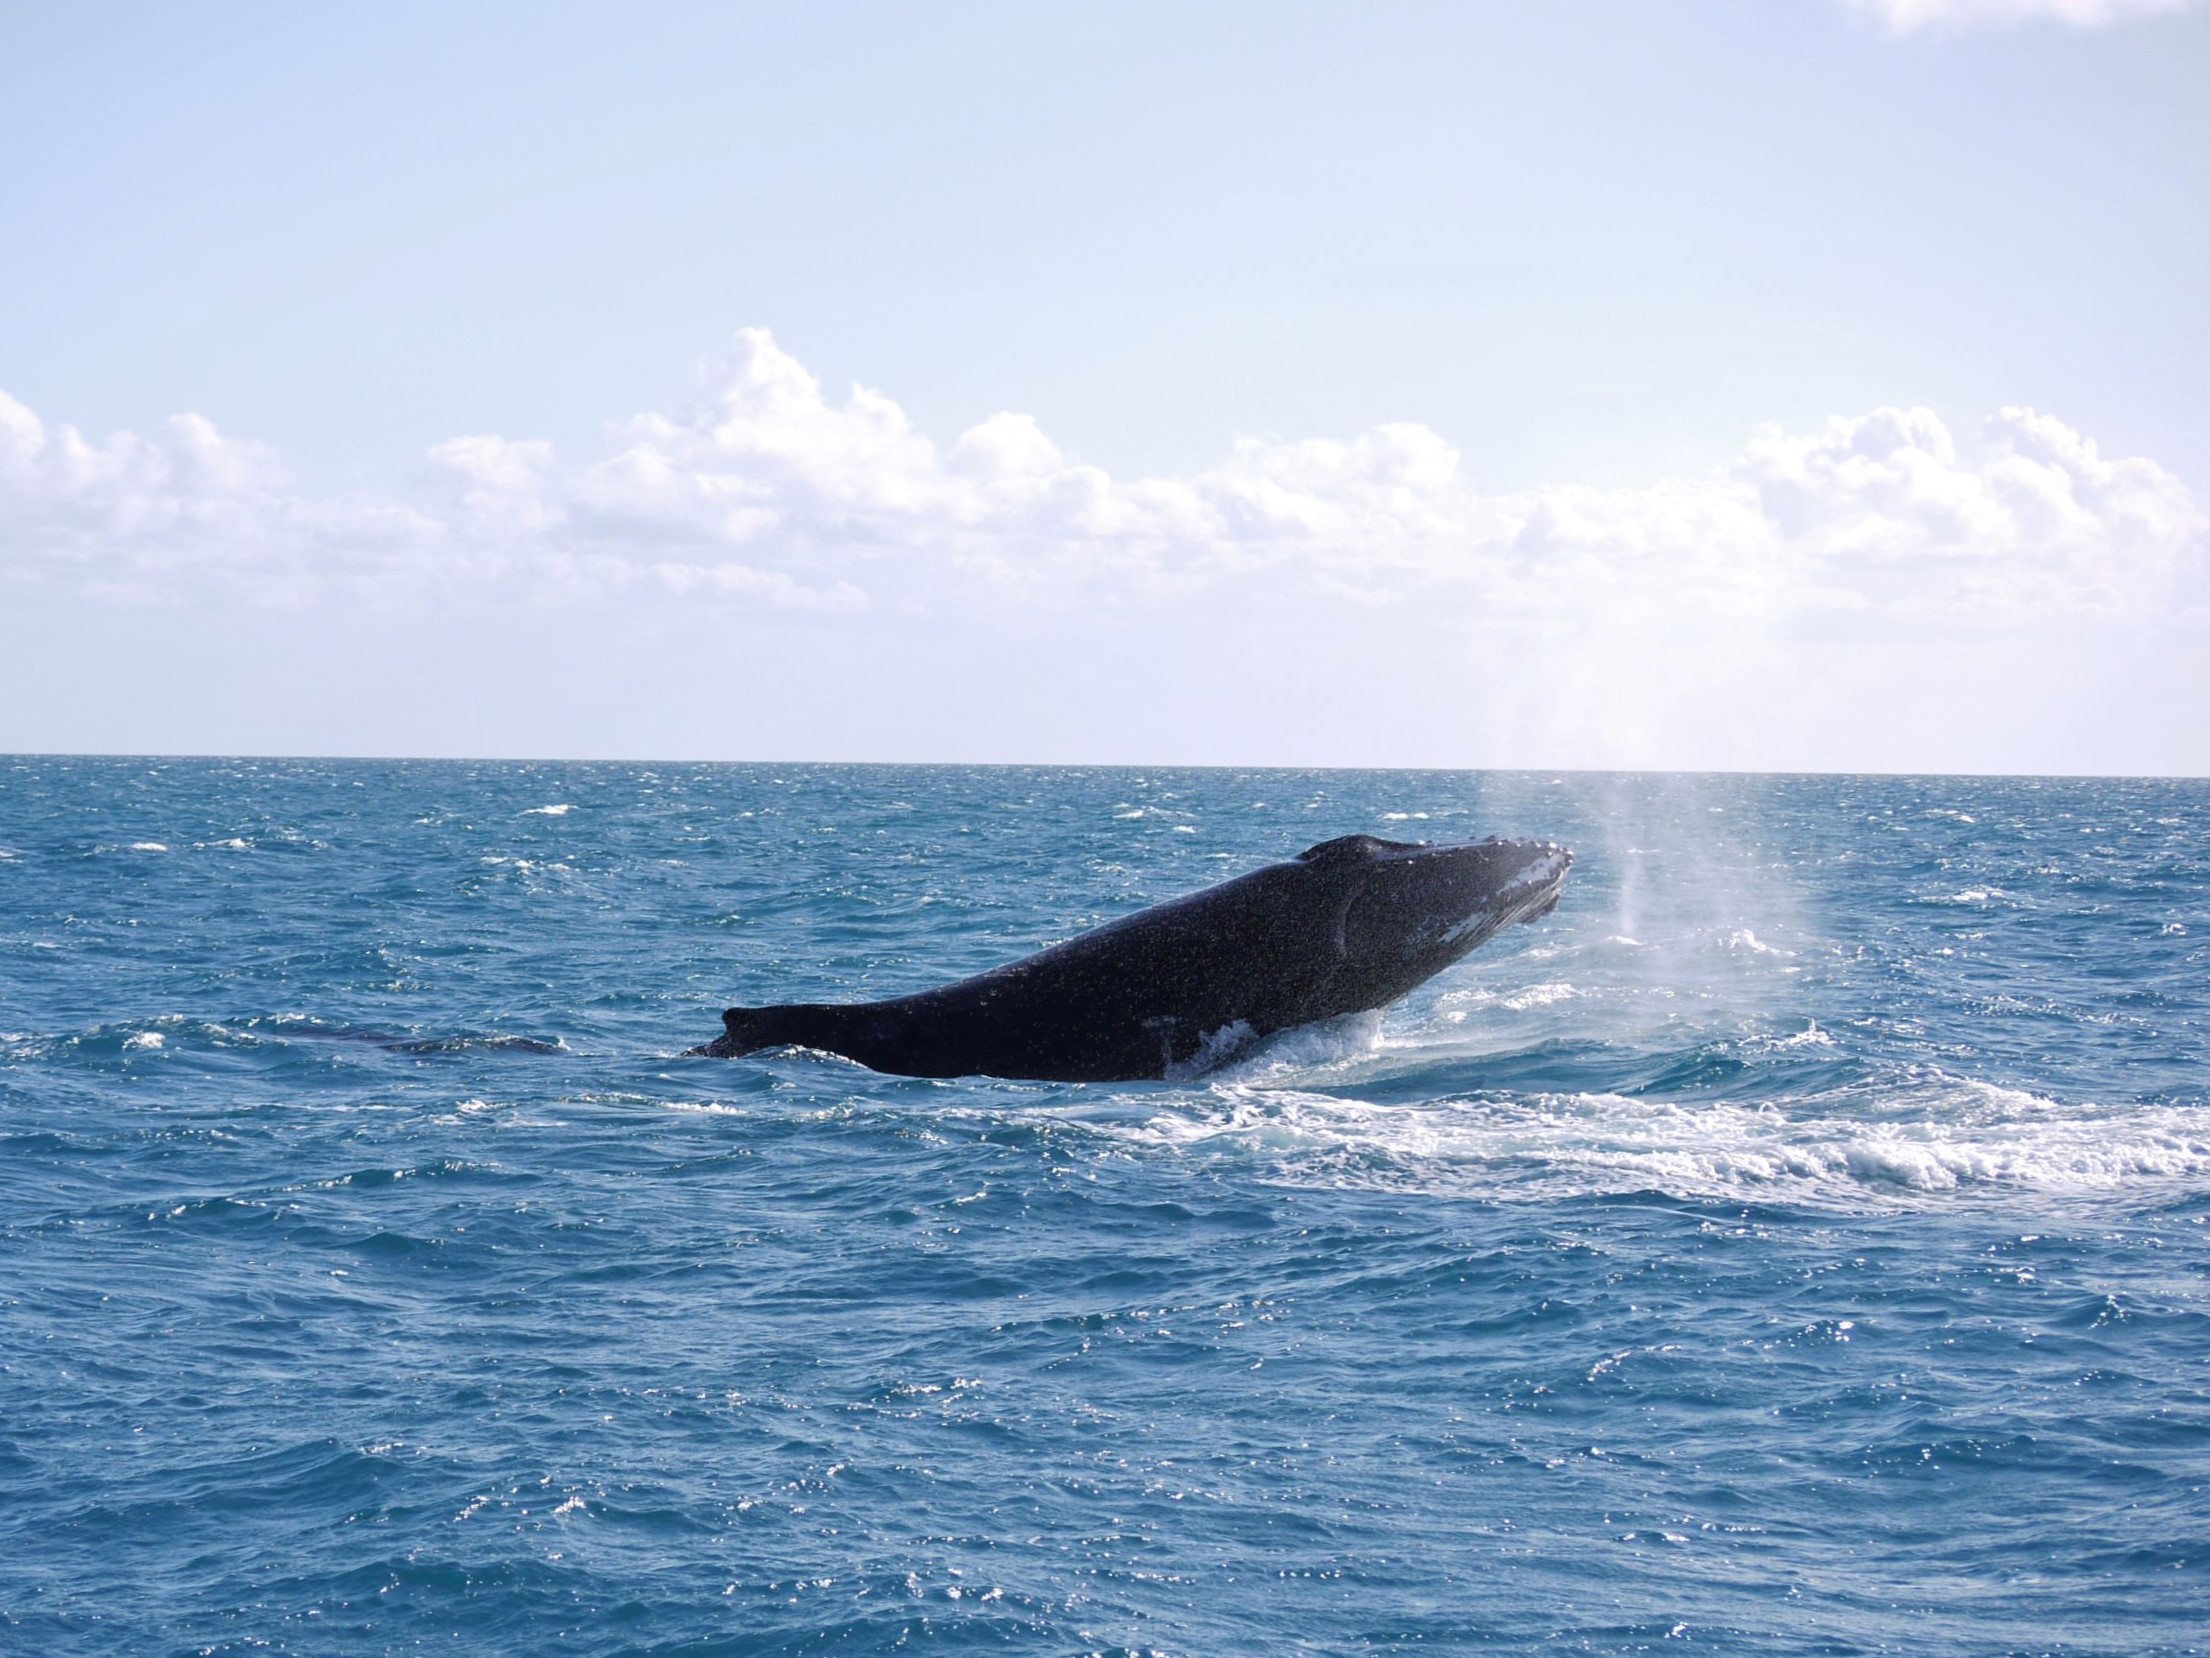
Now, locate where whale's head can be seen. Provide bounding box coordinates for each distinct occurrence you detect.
[1297,833,1573,998]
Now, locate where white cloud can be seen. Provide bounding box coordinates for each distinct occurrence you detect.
[2,331,2203,768]
[429,433,557,533]
[0,388,433,605]
[3,332,2200,629]
[1846,0,2197,33]
[0,389,276,550]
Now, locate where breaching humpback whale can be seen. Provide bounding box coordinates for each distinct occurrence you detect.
[689,833,1572,1082]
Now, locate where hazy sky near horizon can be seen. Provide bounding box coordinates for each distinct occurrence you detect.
[3,0,2206,771]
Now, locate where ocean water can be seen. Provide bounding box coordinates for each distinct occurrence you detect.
[2,759,2207,1658]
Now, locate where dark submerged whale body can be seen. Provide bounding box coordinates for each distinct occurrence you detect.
[692,833,1573,1082]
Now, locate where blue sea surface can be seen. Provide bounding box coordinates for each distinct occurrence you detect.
[2,759,2207,1656]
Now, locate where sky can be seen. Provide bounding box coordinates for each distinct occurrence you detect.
[2,0,2205,772]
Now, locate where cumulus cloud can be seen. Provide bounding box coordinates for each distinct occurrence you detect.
[4,331,2204,768]
[429,434,557,533]
[0,388,433,605]
[1846,0,2197,33]
[2,328,2202,636]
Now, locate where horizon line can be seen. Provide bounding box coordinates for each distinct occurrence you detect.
[6,750,2206,784]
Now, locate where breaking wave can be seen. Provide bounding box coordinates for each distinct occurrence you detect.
[1075,1070,2210,1207]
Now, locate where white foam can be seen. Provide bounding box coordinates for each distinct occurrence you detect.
[1503,982,1578,1011]
[1920,887,2009,906]
[523,804,575,816]
[1201,1011,1385,1083]
[124,1031,166,1051]
[129,842,168,853]
[1765,1021,1836,1050]
[1163,1019,1260,1082]
[1056,1071,2210,1209]
[1439,982,1584,1018]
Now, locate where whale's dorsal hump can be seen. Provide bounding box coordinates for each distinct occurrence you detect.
[1296,833,1422,865]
